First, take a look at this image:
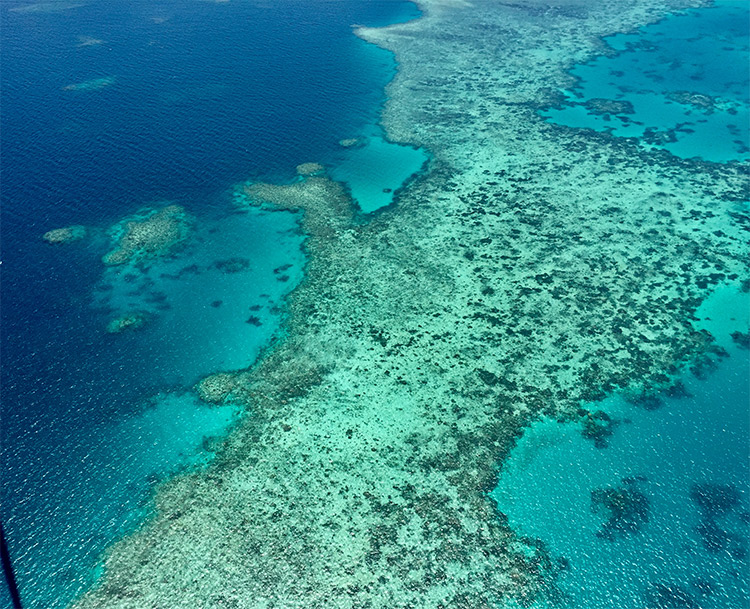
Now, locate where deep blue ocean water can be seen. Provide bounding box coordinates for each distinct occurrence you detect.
[543,0,749,163]
[1,1,421,607]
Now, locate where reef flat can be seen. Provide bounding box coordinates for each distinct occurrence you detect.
[72,0,748,607]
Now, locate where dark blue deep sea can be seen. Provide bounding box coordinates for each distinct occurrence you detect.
[1,1,420,607]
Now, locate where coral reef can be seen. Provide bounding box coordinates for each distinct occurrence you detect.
[690,483,741,516]
[579,409,618,448]
[666,90,716,111]
[195,373,240,405]
[42,225,86,244]
[584,98,635,115]
[103,205,192,266]
[295,162,325,176]
[339,137,364,148]
[730,330,750,349]
[212,257,251,274]
[591,478,650,540]
[72,0,748,607]
[690,483,747,557]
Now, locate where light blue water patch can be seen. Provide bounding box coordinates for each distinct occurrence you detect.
[94,206,305,384]
[2,205,303,609]
[329,129,429,214]
[8,391,238,609]
[543,0,749,163]
[493,284,750,609]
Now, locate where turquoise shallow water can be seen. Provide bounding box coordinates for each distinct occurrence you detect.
[506,5,750,603]
[93,206,306,382]
[3,204,304,609]
[543,0,749,163]
[493,285,750,608]
[330,128,429,213]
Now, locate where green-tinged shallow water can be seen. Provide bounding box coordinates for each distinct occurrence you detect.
[3,0,748,607]
[330,131,429,213]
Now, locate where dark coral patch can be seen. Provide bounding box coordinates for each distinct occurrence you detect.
[591,478,650,540]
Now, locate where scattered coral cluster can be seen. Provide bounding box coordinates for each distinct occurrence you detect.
[591,477,650,540]
[105,312,149,334]
[42,205,194,334]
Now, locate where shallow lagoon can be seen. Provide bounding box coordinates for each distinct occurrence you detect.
[330,129,429,214]
[493,285,750,608]
[94,206,305,383]
[543,0,749,163]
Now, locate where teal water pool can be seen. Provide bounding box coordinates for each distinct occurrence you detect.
[543,0,749,163]
[330,130,429,214]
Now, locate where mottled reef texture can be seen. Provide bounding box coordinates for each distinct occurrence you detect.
[103,205,193,266]
[73,0,748,607]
